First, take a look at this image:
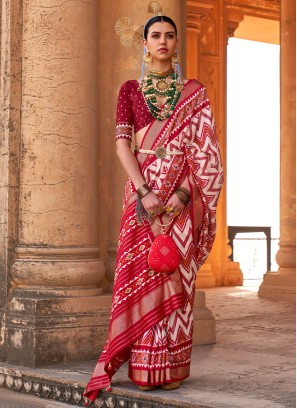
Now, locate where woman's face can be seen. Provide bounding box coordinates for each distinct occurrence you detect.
[144,21,178,62]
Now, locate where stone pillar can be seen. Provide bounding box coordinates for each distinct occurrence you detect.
[258,0,296,301]
[4,0,107,367]
[186,13,201,81]
[0,0,23,362]
[223,6,244,287]
[223,7,245,286]
[193,291,216,345]
[187,1,229,288]
[226,239,243,286]
[187,11,216,289]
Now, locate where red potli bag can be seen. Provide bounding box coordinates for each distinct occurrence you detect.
[148,216,180,274]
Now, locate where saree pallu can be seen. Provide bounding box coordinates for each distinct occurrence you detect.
[84,80,223,405]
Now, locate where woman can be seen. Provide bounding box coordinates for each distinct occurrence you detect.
[84,15,223,405]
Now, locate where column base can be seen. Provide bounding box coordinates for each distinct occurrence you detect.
[5,290,112,367]
[193,290,216,345]
[224,261,243,286]
[258,269,296,302]
[195,264,216,288]
[3,246,109,367]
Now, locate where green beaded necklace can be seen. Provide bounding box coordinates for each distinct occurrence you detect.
[140,71,184,121]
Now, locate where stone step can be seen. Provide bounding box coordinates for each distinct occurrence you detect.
[0,363,211,408]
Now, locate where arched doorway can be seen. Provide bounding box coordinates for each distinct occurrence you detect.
[227,16,280,284]
[186,0,280,288]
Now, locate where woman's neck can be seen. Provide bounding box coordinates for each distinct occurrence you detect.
[149,61,173,73]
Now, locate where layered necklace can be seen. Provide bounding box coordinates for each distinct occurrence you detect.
[139,68,184,121]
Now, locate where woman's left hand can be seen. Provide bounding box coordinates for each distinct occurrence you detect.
[166,193,185,218]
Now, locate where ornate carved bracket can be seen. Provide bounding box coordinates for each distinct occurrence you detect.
[226,7,244,41]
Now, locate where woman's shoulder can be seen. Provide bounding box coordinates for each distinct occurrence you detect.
[119,79,139,92]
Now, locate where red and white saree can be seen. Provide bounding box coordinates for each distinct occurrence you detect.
[84,79,223,405]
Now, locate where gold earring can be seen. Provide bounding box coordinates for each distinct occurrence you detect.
[171,51,180,64]
[143,50,152,64]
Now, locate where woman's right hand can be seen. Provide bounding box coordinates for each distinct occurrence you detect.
[141,191,164,217]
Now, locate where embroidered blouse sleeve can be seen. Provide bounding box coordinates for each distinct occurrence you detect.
[116,81,133,142]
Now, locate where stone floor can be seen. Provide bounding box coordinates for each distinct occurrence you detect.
[0,283,295,408]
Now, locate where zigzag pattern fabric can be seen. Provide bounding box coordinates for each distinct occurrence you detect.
[84,80,223,405]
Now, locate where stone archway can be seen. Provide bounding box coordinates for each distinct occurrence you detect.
[227,13,280,283]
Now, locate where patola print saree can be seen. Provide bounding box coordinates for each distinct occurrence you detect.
[84,80,223,405]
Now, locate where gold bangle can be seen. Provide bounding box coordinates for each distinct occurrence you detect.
[137,183,151,199]
[176,186,190,197]
[175,187,190,205]
[175,192,187,205]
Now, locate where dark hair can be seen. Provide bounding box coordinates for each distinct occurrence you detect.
[143,16,177,40]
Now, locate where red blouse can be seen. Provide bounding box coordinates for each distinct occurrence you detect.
[116,80,154,142]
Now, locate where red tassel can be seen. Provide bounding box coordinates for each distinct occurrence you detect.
[106,384,112,392]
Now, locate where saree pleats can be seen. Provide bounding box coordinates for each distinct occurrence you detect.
[129,301,193,386]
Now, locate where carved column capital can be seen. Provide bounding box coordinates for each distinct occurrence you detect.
[187,12,204,32]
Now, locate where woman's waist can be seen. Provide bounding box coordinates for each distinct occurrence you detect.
[134,145,184,159]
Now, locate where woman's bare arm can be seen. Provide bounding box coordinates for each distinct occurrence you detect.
[116,139,164,212]
[116,139,146,190]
